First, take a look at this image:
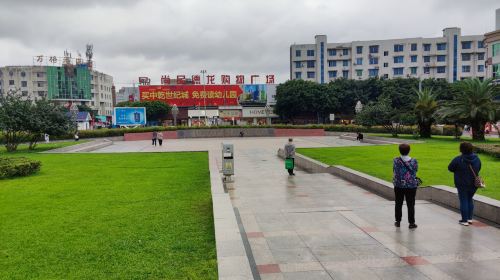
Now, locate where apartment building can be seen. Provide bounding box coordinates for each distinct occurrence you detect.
[0,65,114,117]
[290,28,486,83]
[484,8,500,81]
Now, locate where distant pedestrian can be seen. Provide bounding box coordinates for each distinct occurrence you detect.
[44,133,50,143]
[152,131,157,146]
[157,131,164,146]
[448,142,482,226]
[356,132,364,141]
[74,132,79,141]
[284,138,296,176]
[393,143,419,229]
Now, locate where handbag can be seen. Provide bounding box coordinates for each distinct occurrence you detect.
[398,158,422,186]
[285,158,294,170]
[468,164,486,188]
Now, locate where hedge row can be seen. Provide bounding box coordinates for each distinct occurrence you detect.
[474,144,500,158]
[324,125,461,136]
[0,157,41,179]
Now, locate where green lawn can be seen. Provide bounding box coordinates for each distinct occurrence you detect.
[298,137,500,200]
[0,146,216,279]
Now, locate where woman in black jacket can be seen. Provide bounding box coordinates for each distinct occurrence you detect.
[448,142,481,226]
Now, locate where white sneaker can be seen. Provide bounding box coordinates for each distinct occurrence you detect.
[459,221,469,226]
[467,220,473,224]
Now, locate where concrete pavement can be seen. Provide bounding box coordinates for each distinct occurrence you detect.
[94,137,500,280]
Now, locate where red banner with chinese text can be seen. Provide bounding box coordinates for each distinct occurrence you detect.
[139,85,243,107]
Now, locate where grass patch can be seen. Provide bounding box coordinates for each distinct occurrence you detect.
[0,151,216,279]
[0,141,87,154]
[298,137,500,200]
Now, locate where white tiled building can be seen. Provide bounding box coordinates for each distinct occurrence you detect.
[484,9,500,81]
[290,27,486,83]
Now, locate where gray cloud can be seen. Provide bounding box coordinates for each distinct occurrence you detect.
[0,0,498,85]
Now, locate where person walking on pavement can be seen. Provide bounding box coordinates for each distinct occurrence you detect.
[284,138,296,176]
[157,131,164,146]
[448,142,482,226]
[393,143,419,229]
[152,131,157,146]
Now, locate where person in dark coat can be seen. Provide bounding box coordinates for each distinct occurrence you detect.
[152,131,157,146]
[393,144,419,229]
[448,142,482,226]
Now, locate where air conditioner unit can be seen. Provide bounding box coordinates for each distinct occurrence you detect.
[374,66,379,69]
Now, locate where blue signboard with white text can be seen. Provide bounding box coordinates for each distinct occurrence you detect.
[113,107,147,126]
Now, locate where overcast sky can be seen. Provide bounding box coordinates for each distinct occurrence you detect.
[0,0,498,86]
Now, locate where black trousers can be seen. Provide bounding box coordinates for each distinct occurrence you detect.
[158,139,163,146]
[287,158,294,175]
[394,188,417,224]
[152,139,157,146]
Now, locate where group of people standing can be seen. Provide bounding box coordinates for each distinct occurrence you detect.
[284,139,483,228]
[151,131,164,146]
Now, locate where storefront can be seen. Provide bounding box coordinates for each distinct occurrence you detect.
[219,106,242,125]
[241,107,278,125]
[187,109,219,126]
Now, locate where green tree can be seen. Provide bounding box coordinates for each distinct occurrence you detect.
[414,88,438,138]
[116,101,170,124]
[26,99,74,149]
[0,93,32,152]
[437,78,499,141]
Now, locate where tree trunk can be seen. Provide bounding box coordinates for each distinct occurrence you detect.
[471,121,485,141]
[418,121,432,138]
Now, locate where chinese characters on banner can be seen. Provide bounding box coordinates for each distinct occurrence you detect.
[139,85,244,107]
[138,74,275,86]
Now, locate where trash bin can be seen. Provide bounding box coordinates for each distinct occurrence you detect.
[222,143,234,178]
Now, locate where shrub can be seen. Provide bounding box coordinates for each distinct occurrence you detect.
[0,157,41,179]
[474,144,500,159]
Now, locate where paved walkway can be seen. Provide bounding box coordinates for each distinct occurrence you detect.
[95,137,500,280]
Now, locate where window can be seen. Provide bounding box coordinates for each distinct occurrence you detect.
[393,67,404,75]
[461,41,471,49]
[424,56,431,63]
[295,61,302,68]
[437,66,446,73]
[342,49,348,55]
[342,70,349,79]
[394,44,404,52]
[307,72,315,78]
[437,43,446,51]
[369,45,379,53]
[411,43,417,51]
[368,69,379,77]
[22,91,28,96]
[383,51,389,56]
[383,62,389,67]
[356,69,363,77]
[462,65,471,73]
[424,67,430,74]
[328,49,337,56]
[478,65,484,72]
[410,55,417,63]
[9,80,14,85]
[21,81,27,87]
[295,50,301,57]
[307,50,315,56]
[356,58,363,65]
[307,61,315,68]
[462,53,471,61]
[356,46,363,54]
[20,71,26,77]
[328,60,337,67]
[478,41,484,48]
[393,56,404,63]
[9,71,13,76]
[328,71,337,78]
[477,53,485,60]
[410,67,417,75]
[423,44,431,51]
[36,72,43,78]
[343,60,349,67]
[493,43,500,56]
[437,55,446,62]
[369,57,379,64]
[38,91,45,97]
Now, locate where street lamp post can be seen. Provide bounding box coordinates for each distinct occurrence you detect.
[201,69,207,125]
[264,105,272,125]
[171,104,179,126]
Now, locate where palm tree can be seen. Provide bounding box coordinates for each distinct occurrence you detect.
[438,78,499,141]
[414,88,438,138]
